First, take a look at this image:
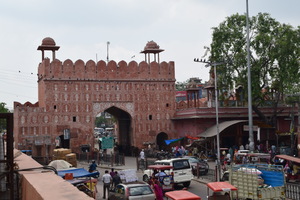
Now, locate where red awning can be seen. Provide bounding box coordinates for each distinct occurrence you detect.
[207,182,238,192]
[147,165,173,170]
[275,155,300,164]
[165,190,201,200]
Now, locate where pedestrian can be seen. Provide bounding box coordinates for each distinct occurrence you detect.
[110,168,116,178]
[88,160,97,173]
[229,147,234,161]
[140,149,145,168]
[245,143,249,150]
[239,144,244,150]
[112,171,122,190]
[153,179,164,200]
[102,170,112,199]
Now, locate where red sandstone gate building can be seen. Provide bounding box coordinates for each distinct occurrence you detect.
[13,37,299,158]
[14,38,177,156]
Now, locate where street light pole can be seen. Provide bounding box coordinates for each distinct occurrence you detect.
[194,58,224,181]
[246,0,254,152]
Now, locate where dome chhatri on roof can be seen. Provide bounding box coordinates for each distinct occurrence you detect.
[144,40,160,50]
[140,40,164,54]
[37,37,60,51]
[37,37,60,61]
[140,40,164,63]
[41,37,56,46]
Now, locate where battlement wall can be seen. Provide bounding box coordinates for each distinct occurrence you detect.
[38,58,175,81]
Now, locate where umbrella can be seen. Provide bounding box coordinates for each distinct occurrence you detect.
[48,160,74,170]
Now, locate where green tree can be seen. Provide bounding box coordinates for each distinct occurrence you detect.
[210,13,300,127]
[0,102,11,132]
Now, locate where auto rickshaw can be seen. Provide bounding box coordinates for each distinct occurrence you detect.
[206,182,238,200]
[275,154,300,182]
[146,165,175,192]
[165,190,201,200]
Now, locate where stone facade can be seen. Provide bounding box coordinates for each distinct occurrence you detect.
[13,38,177,156]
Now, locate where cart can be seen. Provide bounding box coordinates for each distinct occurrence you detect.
[146,165,174,192]
[206,182,238,200]
[58,168,99,198]
[165,190,201,200]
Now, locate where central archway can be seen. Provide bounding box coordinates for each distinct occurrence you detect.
[105,106,132,155]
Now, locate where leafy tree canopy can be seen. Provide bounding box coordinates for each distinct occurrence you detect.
[0,102,10,132]
[210,13,300,125]
[0,102,10,113]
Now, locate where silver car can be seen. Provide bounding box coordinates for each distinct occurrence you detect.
[108,181,155,200]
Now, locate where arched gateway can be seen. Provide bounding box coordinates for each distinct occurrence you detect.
[13,38,177,156]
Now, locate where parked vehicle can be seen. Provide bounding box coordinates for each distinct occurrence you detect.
[275,154,300,199]
[143,158,193,187]
[246,153,271,164]
[183,156,209,175]
[108,181,155,200]
[226,163,285,199]
[206,181,238,200]
[233,150,250,163]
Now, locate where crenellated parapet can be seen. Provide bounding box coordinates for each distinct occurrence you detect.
[14,101,39,108]
[38,58,175,81]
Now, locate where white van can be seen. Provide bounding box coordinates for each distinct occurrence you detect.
[143,158,193,187]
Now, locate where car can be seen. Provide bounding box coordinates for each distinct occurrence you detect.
[108,181,155,200]
[183,156,209,175]
[143,158,193,187]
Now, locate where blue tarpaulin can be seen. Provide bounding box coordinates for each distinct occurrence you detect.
[164,137,184,145]
[57,168,99,178]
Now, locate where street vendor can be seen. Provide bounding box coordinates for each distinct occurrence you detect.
[88,160,97,173]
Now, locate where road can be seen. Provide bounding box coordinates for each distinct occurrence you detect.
[94,167,209,200]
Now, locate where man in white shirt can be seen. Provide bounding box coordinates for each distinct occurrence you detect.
[102,170,112,199]
[140,149,145,169]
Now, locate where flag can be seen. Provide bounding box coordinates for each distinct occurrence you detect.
[164,137,184,145]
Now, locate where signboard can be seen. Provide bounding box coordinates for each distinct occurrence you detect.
[64,129,70,140]
[243,125,259,132]
[101,136,114,149]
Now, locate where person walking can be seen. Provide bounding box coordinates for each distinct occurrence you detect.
[110,168,116,178]
[102,170,112,199]
[140,149,145,169]
[112,171,122,190]
[153,179,164,200]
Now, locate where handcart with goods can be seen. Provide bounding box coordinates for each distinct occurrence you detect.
[58,168,100,198]
[165,190,201,200]
[206,181,238,200]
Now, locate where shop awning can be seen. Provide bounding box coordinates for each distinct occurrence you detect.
[275,154,300,164]
[198,120,247,138]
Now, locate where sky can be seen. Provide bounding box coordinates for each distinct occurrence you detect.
[0,0,299,110]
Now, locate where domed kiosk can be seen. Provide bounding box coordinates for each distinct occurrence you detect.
[140,40,164,63]
[37,37,60,61]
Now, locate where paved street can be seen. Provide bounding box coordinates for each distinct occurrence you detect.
[77,157,214,200]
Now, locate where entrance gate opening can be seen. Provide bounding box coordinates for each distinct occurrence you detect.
[103,106,132,156]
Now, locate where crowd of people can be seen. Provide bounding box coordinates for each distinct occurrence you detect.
[99,168,122,199]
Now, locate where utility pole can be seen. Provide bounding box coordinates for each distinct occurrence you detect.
[246,0,254,152]
[107,41,110,62]
[194,58,224,181]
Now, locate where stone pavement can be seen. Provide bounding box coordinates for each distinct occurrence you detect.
[77,156,213,184]
[76,157,214,199]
